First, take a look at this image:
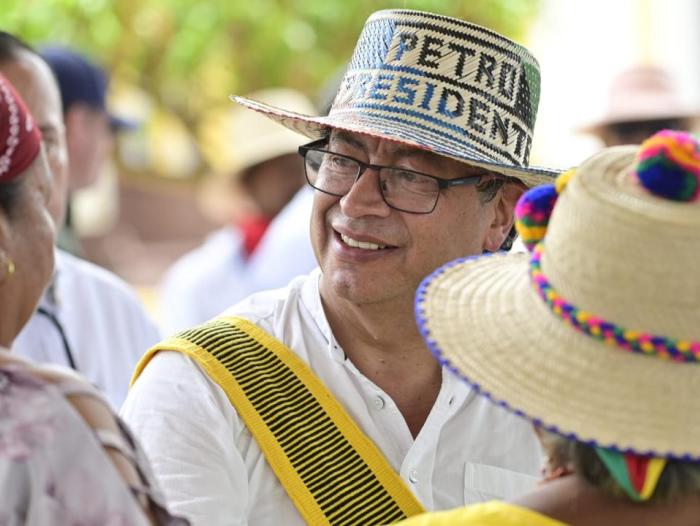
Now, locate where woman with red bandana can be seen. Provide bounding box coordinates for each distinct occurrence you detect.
[0,74,187,524]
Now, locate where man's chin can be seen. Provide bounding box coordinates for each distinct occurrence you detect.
[320,270,411,308]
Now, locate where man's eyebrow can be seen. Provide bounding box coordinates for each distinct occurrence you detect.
[329,130,366,150]
[330,130,435,162]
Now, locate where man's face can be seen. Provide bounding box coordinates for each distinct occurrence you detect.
[600,118,691,147]
[64,104,114,191]
[1,50,69,229]
[311,130,520,307]
[241,152,305,218]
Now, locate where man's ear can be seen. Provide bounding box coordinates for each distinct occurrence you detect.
[482,181,524,252]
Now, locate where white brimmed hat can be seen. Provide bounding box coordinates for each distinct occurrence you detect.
[197,88,315,223]
[199,88,316,177]
[415,130,700,460]
[231,10,559,187]
[580,66,699,136]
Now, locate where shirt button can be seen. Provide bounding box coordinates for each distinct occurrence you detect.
[408,469,419,484]
[373,395,385,410]
[448,396,455,406]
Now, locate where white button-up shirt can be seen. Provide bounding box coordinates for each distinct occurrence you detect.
[122,270,541,526]
[14,249,161,410]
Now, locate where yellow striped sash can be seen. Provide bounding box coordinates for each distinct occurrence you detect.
[131,316,425,525]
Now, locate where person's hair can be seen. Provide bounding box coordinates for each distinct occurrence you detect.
[0,31,37,65]
[542,430,700,502]
[475,176,521,251]
[606,117,692,142]
[0,177,26,216]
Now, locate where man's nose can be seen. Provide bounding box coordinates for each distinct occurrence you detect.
[339,167,391,218]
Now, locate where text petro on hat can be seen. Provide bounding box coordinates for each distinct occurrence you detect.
[232,10,558,187]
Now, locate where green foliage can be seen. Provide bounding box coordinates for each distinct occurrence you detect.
[1,0,540,178]
[2,0,538,105]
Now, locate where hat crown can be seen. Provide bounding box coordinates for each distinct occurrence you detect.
[328,9,542,168]
[541,143,700,342]
[41,46,107,112]
[199,88,315,176]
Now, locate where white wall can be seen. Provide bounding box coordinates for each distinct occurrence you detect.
[526,0,700,168]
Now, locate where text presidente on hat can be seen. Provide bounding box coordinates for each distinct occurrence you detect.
[232,9,558,187]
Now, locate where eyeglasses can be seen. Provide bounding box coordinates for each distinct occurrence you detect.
[298,139,495,214]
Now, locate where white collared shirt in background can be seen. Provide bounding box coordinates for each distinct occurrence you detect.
[122,269,541,526]
[160,186,316,334]
[13,249,161,410]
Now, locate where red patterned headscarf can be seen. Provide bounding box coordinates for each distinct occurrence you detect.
[0,73,42,183]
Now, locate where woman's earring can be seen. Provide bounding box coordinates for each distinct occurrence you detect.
[0,255,15,286]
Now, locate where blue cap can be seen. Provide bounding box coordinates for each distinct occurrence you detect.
[40,46,137,132]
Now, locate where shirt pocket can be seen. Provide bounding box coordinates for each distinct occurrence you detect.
[463,462,538,504]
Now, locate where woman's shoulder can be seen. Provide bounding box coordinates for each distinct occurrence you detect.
[0,349,188,524]
[398,502,566,526]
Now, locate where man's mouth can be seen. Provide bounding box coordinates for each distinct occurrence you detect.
[339,233,389,251]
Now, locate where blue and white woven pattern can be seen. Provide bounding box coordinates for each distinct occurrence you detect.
[331,10,540,167]
[233,9,558,186]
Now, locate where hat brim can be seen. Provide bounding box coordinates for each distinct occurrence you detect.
[416,251,700,460]
[578,109,699,136]
[232,96,561,188]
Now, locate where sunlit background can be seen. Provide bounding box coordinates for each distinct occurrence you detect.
[2,0,699,319]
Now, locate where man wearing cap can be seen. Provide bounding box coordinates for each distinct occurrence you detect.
[40,45,135,253]
[580,65,698,147]
[123,10,557,525]
[159,88,316,333]
[0,34,160,410]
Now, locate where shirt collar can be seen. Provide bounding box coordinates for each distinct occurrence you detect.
[299,268,346,362]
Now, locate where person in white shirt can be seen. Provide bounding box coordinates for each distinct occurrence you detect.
[0,34,160,410]
[160,90,316,333]
[123,10,559,525]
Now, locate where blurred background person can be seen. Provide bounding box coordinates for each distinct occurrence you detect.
[0,72,186,525]
[218,72,346,327]
[402,130,700,525]
[41,44,134,254]
[159,88,315,333]
[0,34,160,410]
[579,65,699,147]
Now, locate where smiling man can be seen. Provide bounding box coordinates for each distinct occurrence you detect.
[123,10,558,526]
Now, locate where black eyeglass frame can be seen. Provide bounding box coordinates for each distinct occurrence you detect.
[298,139,500,214]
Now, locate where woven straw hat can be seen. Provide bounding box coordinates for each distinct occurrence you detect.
[199,88,316,177]
[197,88,315,223]
[415,130,700,460]
[232,10,558,187]
[580,66,699,135]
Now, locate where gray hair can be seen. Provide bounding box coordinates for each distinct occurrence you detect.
[475,176,520,251]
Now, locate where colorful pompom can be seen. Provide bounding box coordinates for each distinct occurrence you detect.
[636,130,700,202]
[515,184,558,252]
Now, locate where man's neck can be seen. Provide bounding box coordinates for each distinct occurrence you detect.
[320,282,442,438]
